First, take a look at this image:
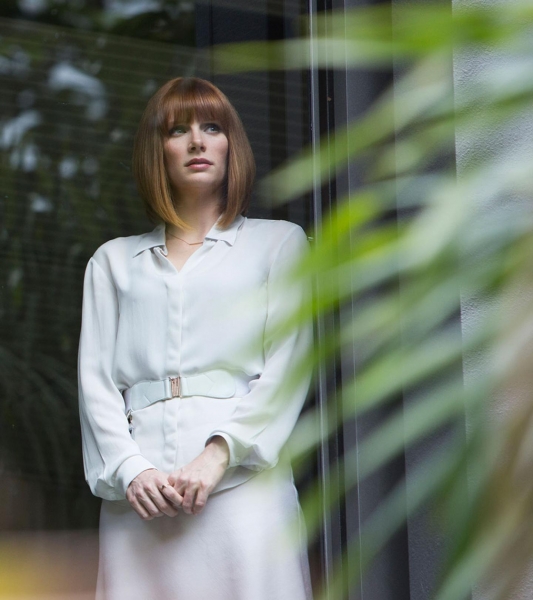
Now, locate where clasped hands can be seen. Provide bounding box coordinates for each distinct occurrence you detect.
[126,436,230,520]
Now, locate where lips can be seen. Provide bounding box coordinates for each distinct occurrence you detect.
[185,158,213,166]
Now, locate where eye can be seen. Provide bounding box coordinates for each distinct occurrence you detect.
[205,123,222,133]
[168,124,187,135]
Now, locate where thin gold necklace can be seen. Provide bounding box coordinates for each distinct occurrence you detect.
[166,230,204,246]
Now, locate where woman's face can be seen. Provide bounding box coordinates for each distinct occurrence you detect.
[163,117,229,198]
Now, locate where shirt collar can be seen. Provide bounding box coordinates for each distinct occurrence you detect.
[133,214,245,257]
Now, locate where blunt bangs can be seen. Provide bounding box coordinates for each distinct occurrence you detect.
[158,79,230,137]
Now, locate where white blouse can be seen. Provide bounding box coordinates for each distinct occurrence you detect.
[77,215,313,502]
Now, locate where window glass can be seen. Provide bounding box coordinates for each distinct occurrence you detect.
[0,4,199,594]
[0,1,311,596]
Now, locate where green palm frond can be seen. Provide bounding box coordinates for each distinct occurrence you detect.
[213,2,533,598]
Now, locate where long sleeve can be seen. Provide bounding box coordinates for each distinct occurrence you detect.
[206,225,313,471]
[78,256,156,500]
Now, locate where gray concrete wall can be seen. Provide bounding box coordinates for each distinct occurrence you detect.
[454,1,533,599]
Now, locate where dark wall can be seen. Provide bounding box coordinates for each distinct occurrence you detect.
[195,0,311,226]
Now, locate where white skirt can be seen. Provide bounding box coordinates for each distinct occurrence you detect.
[96,466,313,600]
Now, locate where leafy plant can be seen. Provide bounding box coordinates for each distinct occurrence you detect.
[212,2,533,598]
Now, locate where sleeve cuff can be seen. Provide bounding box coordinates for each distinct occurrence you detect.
[205,432,244,469]
[115,455,157,497]
[206,432,264,471]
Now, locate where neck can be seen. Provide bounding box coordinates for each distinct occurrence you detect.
[168,189,223,239]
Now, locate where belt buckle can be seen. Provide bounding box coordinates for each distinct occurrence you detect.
[169,376,181,398]
[126,409,133,435]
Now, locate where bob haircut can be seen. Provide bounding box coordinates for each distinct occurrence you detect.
[132,77,256,230]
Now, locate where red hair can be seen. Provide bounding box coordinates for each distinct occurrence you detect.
[133,77,255,229]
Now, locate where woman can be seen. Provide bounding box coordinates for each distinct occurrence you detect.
[78,77,313,600]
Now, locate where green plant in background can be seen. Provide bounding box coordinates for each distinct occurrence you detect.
[213,2,533,598]
[0,3,197,528]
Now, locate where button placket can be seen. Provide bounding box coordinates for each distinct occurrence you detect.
[159,252,184,472]
[154,241,219,472]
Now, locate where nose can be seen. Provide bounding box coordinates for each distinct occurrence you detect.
[188,125,206,152]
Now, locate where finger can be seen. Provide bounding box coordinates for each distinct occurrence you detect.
[148,488,179,518]
[126,489,153,520]
[193,485,209,515]
[181,486,199,515]
[160,484,183,507]
[137,494,164,519]
[157,502,179,518]
[171,477,187,499]
[129,497,153,520]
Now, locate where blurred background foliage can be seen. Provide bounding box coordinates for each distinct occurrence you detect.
[0,0,198,530]
[3,0,533,599]
[214,2,533,599]
[1,0,195,44]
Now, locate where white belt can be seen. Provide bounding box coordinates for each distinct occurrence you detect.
[122,370,254,413]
